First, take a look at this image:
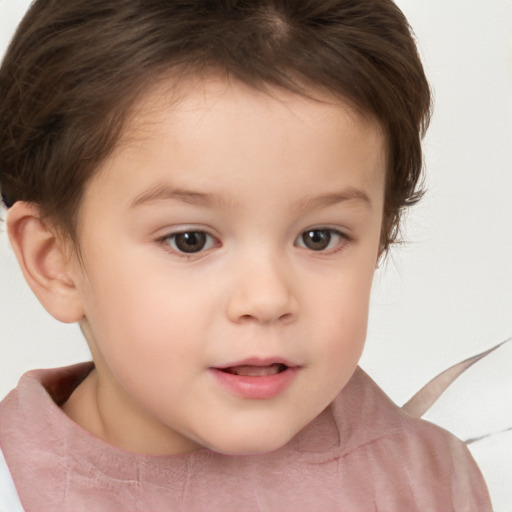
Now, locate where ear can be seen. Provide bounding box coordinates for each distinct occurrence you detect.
[6,202,85,323]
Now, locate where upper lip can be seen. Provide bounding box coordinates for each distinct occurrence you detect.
[213,357,300,369]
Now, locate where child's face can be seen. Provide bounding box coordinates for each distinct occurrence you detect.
[68,77,386,455]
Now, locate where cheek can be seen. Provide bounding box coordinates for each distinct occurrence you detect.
[80,255,214,366]
[294,276,371,420]
[311,267,374,368]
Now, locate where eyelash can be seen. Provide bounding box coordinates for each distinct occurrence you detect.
[157,230,218,257]
[157,227,350,257]
[294,228,349,254]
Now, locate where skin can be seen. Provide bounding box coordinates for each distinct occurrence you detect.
[60,77,386,455]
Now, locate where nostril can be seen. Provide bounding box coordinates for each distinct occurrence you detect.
[238,312,293,324]
[225,281,297,324]
[239,314,255,323]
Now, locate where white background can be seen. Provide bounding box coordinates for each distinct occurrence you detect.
[1,0,511,510]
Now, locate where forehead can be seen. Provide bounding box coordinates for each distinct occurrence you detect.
[125,75,383,146]
[85,75,386,214]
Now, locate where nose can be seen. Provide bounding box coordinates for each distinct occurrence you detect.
[225,252,298,325]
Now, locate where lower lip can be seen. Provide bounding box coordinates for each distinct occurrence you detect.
[210,367,299,400]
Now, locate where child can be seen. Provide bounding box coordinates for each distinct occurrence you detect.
[0,0,492,510]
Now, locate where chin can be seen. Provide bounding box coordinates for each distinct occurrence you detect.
[202,427,298,456]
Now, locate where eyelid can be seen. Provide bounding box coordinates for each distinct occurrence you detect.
[294,227,350,253]
[156,226,219,257]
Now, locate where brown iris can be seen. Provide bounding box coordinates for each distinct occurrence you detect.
[174,231,207,253]
[301,229,332,251]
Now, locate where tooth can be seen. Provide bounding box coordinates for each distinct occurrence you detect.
[229,364,284,376]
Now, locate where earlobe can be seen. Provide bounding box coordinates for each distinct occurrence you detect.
[6,201,85,323]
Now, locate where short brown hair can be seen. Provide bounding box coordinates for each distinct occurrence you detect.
[0,0,431,253]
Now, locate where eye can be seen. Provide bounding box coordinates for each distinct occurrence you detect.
[295,228,346,252]
[164,230,216,254]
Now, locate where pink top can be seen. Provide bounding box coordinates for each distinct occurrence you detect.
[0,363,492,512]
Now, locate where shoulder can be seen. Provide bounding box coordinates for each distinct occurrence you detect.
[330,367,493,511]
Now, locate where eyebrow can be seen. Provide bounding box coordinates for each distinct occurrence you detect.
[130,183,371,211]
[296,188,372,212]
[130,184,226,209]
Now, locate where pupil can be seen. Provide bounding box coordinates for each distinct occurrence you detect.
[303,229,330,250]
[175,232,206,253]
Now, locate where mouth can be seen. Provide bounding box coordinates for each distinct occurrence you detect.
[210,358,300,399]
[220,363,288,377]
